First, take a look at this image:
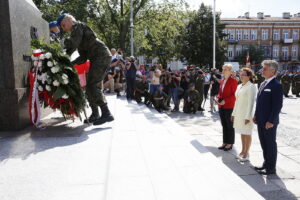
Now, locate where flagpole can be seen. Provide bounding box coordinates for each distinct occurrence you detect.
[213,0,216,69]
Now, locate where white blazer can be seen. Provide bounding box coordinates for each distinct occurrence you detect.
[232,81,257,134]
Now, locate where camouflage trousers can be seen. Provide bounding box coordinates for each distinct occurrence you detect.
[86,56,111,108]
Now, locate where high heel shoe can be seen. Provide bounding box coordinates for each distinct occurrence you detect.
[239,154,250,162]
[223,145,233,151]
[218,144,226,150]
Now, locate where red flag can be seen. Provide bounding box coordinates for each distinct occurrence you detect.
[246,52,251,67]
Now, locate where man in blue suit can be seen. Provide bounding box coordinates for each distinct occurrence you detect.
[253,60,283,175]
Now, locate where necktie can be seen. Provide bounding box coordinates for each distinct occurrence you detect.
[258,81,267,96]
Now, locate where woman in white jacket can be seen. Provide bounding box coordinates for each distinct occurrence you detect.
[231,68,257,161]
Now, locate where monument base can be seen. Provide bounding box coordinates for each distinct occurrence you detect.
[0,0,49,131]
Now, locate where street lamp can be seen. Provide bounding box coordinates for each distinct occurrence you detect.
[213,0,216,69]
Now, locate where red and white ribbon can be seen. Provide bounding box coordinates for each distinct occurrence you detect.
[29,49,42,127]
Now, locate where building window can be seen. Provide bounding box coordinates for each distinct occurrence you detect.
[228,48,234,59]
[283,30,289,39]
[251,30,257,40]
[293,30,299,40]
[273,46,279,58]
[236,30,242,40]
[262,29,268,40]
[273,30,280,40]
[229,30,235,40]
[292,45,298,58]
[282,46,289,60]
[236,46,242,56]
[243,30,249,40]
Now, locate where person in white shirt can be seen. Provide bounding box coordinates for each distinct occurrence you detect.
[231,68,257,161]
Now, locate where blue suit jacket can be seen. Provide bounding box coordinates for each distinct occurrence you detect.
[254,78,283,126]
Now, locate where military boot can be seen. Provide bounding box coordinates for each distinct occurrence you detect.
[93,104,114,125]
[84,106,100,124]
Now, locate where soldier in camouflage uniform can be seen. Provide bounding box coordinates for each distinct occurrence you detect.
[195,71,205,111]
[280,71,292,97]
[276,70,283,81]
[152,85,168,113]
[49,21,61,44]
[292,71,300,97]
[188,68,197,84]
[255,71,264,89]
[135,75,150,104]
[57,14,114,125]
[183,83,200,114]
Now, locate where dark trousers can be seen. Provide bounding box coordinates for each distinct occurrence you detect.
[257,124,278,171]
[204,84,210,99]
[86,56,111,108]
[219,108,235,144]
[126,77,135,99]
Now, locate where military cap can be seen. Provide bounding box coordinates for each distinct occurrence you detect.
[49,21,58,28]
[56,14,67,26]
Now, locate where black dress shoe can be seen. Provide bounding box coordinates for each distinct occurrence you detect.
[224,145,233,151]
[258,169,276,175]
[254,166,266,171]
[218,145,226,150]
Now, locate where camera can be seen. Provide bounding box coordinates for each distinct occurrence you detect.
[217,98,224,103]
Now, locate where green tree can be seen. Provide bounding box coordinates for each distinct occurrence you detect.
[134,0,187,67]
[88,0,151,54]
[33,0,151,54]
[179,3,226,69]
[235,45,265,65]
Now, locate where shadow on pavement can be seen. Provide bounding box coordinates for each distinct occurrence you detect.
[0,117,111,162]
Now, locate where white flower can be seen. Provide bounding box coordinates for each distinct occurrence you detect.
[38,61,43,67]
[34,61,38,66]
[38,85,43,91]
[39,54,45,60]
[62,73,68,80]
[53,80,60,86]
[62,79,69,85]
[45,52,52,59]
[53,61,57,65]
[46,85,51,91]
[50,66,59,73]
[31,55,39,61]
[62,94,69,99]
[47,61,53,67]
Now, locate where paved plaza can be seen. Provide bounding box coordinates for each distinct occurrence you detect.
[0,94,299,200]
[170,95,300,200]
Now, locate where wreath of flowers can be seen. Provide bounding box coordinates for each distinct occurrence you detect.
[30,39,86,119]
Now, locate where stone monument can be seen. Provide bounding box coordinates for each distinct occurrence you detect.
[0,0,49,131]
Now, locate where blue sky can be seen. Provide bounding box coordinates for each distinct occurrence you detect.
[182,0,300,18]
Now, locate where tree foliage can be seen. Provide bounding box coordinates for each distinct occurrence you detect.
[134,0,187,67]
[235,45,266,65]
[178,3,226,69]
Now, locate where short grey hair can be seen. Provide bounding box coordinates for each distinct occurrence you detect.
[261,60,279,72]
[64,14,77,22]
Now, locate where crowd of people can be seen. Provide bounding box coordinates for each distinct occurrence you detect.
[49,13,298,176]
[104,50,298,175]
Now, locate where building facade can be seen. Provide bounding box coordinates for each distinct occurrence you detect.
[221,12,300,71]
